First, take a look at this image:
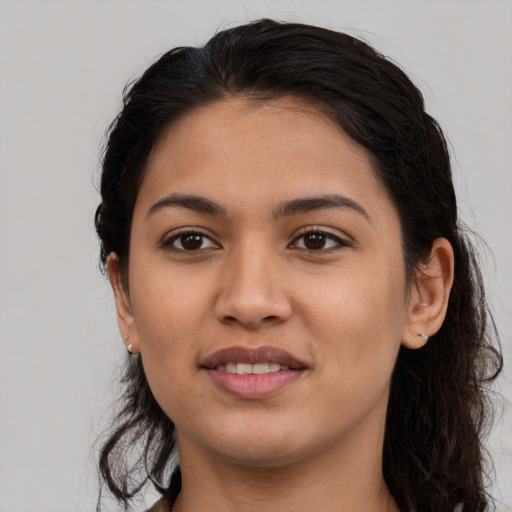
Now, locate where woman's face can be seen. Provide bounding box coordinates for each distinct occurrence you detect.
[117,97,418,467]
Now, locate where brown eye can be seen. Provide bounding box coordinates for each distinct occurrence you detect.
[303,233,327,250]
[291,230,347,251]
[167,232,217,251]
[179,234,203,250]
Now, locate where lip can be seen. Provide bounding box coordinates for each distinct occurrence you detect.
[201,346,308,399]
[201,345,307,369]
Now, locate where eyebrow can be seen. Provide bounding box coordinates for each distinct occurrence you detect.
[146,194,227,219]
[274,194,370,222]
[146,193,370,223]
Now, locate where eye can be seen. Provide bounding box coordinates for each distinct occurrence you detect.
[164,231,218,251]
[291,230,347,251]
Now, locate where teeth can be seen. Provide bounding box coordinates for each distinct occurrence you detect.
[226,362,237,373]
[216,362,291,374]
[237,363,252,375]
[253,363,269,374]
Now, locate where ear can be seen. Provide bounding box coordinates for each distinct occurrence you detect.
[107,253,140,354]
[402,238,454,349]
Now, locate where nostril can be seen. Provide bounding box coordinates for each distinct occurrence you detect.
[214,283,293,327]
[220,313,283,329]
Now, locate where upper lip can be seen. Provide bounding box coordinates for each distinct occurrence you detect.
[201,346,308,370]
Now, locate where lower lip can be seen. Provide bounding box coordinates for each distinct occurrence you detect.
[204,369,304,399]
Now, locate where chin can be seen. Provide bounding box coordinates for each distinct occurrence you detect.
[217,444,308,468]
[203,424,319,468]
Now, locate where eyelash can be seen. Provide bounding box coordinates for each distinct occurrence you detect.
[162,228,349,253]
[162,230,219,252]
[289,228,349,252]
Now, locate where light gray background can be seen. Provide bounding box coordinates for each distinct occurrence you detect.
[0,1,511,511]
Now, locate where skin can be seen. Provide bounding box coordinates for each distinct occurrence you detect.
[109,97,454,511]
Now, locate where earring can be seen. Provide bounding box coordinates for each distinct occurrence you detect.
[418,333,429,342]
[125,334,134,353]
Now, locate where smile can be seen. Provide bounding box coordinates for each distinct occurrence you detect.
[201,345,307,370]
[216,362,290,374]
[202,346,307,398]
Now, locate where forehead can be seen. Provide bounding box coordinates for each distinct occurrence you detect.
[135,96,395,224]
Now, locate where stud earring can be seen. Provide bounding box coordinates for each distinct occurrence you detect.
[418,333,429,342]
[125,334,134,353]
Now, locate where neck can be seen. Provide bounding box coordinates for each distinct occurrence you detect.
[172,419,399,512]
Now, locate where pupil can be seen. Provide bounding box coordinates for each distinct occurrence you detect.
[305,233,325,250]
[181,234,202,250]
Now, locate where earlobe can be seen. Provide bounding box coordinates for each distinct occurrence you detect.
[107,253,140,354]
[402,238,454,349]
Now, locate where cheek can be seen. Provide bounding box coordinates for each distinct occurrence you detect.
[131,286,203,422]
[308,277,405,429]
[131,257,206,333]
[305,262,407,373]
[129,267,210,382]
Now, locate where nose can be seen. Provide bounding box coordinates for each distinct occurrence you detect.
[214,245,293,329]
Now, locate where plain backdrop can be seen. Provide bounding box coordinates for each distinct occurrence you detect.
[0,1,511,511]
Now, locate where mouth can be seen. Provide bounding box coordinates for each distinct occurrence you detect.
[215,362,291,374]
[201,345,307,371]
[201,346,308,399]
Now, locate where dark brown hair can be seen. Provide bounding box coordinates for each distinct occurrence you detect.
[95,19,502,512]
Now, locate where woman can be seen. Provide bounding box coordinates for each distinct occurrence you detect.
[95,19,502,512]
